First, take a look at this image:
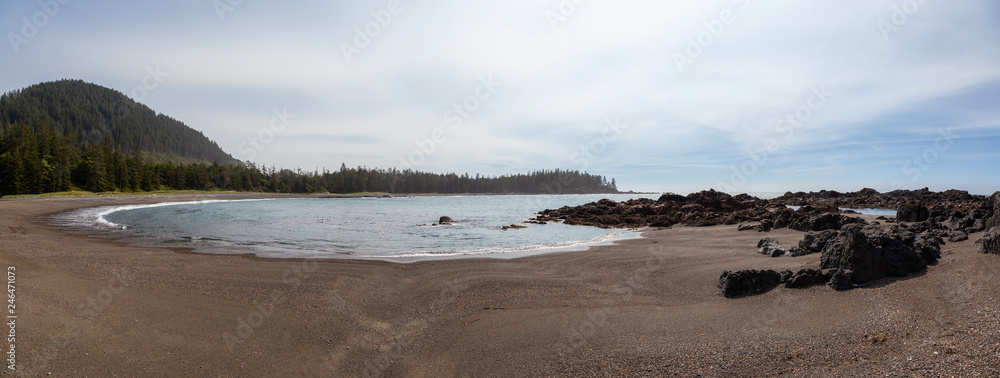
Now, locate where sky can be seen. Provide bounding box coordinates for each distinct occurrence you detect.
[2,0,999,195]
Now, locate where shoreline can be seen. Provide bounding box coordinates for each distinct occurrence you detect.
[1,193,997,375]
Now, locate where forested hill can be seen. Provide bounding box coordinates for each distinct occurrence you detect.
[0,79,237,164]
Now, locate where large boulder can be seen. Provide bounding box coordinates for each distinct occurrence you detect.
[826,269,854,291]
[797,230,838,255]
[914,232,943,264]
[757,238,785,257]
[948,231,968,242]
[718,270,781,298]
[987,192,1000,232]
[980,228,1000,255]
[820,224,928,284]
[897,204,930,222]
[787,206,866,232]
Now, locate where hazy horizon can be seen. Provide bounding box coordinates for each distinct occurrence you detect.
[3,1,999,195]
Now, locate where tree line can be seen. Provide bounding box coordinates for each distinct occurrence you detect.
[0,121,618,196]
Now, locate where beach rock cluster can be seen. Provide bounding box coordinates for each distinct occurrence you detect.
[772,187,988,213]
[532,190,773,229]
[757,238,785,257]
[721,221,948,298]
[718,267,853,298]
[533,190,870,231]
[819,223,940,284]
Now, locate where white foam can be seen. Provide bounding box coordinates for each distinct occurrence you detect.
[62,199,275,229]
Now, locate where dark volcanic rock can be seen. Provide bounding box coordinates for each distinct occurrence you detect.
[785,246,808,257]
[772,188,988,214]
[757,238,785,257]
[797,230,838,255]
[779,269,794,284]
[980,229,1000,255]
[439,216,454,224]
[988,191,1000,232]
[718,270,781,298]
[948,231,969,242]
[897,204,930,222]
[785,269,826,288]
[826,269,854,291]
[787,206,865,232]
[820,224,929,284]
[914,232,943,265]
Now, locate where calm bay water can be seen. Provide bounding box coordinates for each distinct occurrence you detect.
[55,194,655,262]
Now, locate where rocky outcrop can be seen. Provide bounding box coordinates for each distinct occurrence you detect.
[795,230,838,256]
[980,229,1000,255]
[772,188,988,214]
[718,270,781,298]
[987,191,1000,232]
[948,231,968,242]
[439,216,454,224]
[785,269,826,288]
[897,204,930,222]
[757,238,785,257]
[534,191,874,232]
[819,224,935,285]
[533,190,773,229]
[785,206,865,232]
[826,269,854,291]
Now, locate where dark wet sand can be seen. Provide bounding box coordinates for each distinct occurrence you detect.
[1,193,998,376]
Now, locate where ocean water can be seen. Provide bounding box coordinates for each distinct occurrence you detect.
[785,205,897,216]
[54,194,655,262]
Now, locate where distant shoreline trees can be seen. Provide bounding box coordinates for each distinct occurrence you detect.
[0,121,618,196]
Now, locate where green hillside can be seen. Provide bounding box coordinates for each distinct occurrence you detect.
[0,79,237,164]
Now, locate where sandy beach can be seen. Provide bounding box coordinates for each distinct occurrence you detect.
[1,193,998,376]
